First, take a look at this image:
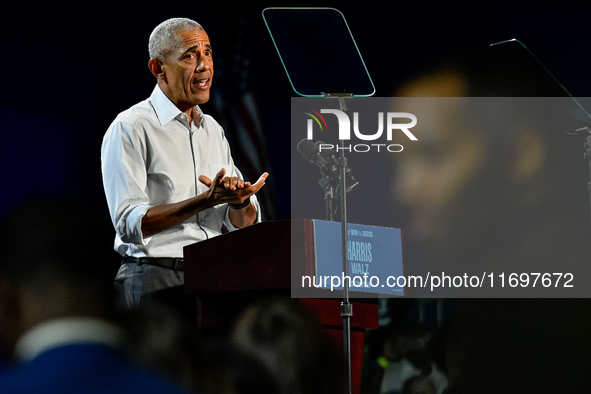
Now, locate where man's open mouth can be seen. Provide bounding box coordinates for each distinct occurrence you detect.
[193,78,210,88]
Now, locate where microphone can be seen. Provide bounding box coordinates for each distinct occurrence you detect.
[297,139,340,183]
[297,139,359,193]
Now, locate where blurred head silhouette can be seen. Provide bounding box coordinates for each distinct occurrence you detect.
[231,298,345,394]
[0,194,117,358]
[390,45,590,279]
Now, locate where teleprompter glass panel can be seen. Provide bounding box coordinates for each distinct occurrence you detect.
[490,39,591,134]
[263,7,375,97]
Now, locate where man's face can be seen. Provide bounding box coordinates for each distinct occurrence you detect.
[392,73,488,242]
[161,29,213,110]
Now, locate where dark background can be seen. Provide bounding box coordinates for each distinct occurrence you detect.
[1,1,591,240]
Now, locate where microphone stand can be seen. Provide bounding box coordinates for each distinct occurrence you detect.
[320,178,336,221]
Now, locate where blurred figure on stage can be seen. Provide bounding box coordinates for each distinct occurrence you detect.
[390,45,591,293]
[387,45,591,392]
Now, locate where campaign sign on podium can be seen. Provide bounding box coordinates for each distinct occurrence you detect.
[294,220,404,298]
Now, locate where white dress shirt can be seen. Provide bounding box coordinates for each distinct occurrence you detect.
[15,317,124,362]
[101,85,261,258]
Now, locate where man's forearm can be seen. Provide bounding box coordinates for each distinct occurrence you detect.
[141,194,213,237]
[142,169,266,237]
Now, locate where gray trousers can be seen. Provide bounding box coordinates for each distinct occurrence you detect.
[114,262,185,310]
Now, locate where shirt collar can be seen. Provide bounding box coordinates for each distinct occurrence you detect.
[150,84,204,127]
[14,317,125,362]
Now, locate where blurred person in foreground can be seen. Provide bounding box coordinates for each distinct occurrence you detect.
[191,339,280,394]
[362,299,450,394]
[390,45,591,294]
[101,17,268,313]
[364,325,447,394]
[0,195,190,393]
[231,298,345,394]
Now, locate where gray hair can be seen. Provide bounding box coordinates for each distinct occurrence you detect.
[149,18,203,61]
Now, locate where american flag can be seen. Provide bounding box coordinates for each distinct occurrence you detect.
[210,4,277,220]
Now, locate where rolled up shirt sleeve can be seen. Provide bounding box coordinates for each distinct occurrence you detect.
[101,120,153,246]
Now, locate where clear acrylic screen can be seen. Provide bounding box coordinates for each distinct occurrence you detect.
[263,7,375,97]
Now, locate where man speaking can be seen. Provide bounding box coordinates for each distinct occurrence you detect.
[101,17,268,311]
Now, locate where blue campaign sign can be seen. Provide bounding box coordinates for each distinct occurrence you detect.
[312,220,404,295]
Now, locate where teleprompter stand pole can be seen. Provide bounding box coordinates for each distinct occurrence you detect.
[325,92,354,394]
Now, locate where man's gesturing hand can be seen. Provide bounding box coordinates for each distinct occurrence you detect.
[198,168,268,207]
[141,169,267,237]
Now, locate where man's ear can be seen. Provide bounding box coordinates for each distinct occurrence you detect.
[148,58,165,79]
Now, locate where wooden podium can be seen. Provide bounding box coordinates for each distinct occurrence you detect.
[183,220,379,394]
